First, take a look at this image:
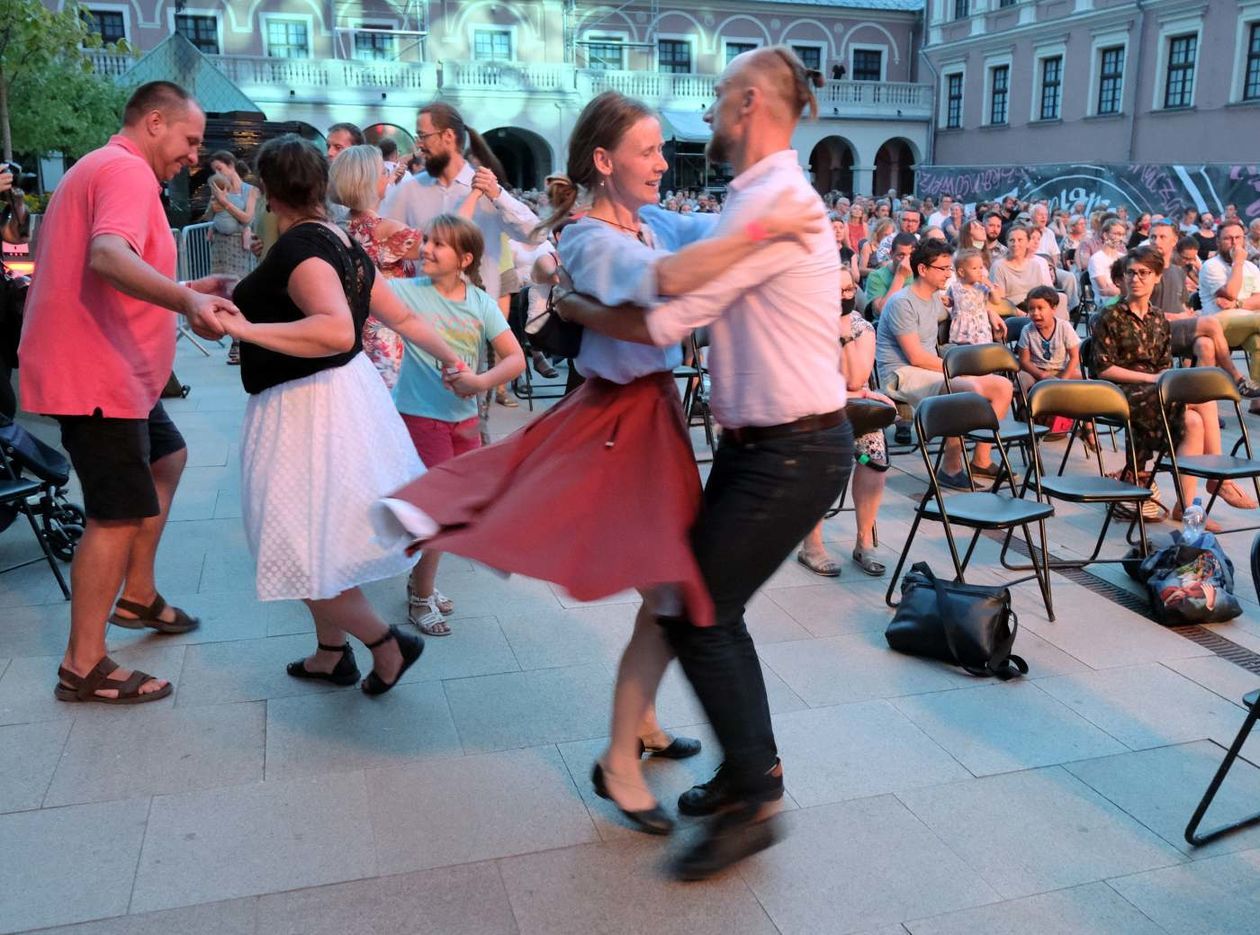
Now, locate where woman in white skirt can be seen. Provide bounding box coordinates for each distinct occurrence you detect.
[216,135,466,694]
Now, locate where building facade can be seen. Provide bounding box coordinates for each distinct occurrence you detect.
[921,0,1260,167]
[64,0,933,196]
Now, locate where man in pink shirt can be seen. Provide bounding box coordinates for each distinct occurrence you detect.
[20,81,236,705]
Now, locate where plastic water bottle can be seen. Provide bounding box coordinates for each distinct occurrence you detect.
[1181,496,1206,545]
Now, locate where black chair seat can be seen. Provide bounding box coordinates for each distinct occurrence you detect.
[921,492,1054,527]
[0,477,42,501]
[1174,454,1260,480]
[967,418,1050,444]
[1039,475,1154,502]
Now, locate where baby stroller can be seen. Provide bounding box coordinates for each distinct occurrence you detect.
[0,415,85,562]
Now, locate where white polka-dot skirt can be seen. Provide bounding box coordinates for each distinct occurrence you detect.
[240,353,423,601]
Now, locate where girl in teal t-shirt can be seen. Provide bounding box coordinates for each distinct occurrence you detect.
[388,215,524,635]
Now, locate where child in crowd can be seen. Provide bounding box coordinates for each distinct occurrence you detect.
[388,215,525,636]
[947,248,1007,345]
[1016,284,1081,393]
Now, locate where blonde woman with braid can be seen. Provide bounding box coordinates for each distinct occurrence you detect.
[377,89,822,835]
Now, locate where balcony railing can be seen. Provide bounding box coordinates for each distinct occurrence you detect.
[87,50,932,120]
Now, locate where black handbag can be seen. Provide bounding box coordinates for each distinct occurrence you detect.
[0,268,26,369]
[885,562,1028,679]
[525,283,583,359]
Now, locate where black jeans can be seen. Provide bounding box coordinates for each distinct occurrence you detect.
[664,419,854,802]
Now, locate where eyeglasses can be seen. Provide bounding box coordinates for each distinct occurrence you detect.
[415,130,445,143]
[928,264,955,273]
[1124,267,1159,280]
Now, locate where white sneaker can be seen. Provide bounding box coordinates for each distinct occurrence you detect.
[408,594,451,636]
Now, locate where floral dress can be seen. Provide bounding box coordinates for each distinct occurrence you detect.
[346,214,423,388]
[1092,299,1183,470]
[947,282,993,345]
[845,313,888,468]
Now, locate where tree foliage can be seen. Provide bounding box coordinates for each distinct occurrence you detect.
[0,0,130,161]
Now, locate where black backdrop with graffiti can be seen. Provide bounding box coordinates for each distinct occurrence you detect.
[916,163,1260,222]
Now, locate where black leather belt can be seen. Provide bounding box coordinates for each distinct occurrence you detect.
[722,408,847,445]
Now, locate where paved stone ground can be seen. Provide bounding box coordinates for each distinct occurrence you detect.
[4,340,1260,934]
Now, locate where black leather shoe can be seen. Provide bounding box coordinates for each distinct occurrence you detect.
[639,735,702,759]
[678,759,783,817]
[672,806,783,881]
[286,641,361,686]
[591,763,674,835]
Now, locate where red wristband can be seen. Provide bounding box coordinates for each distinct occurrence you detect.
[745,221,770,243]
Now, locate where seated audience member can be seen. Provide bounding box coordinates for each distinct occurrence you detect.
[875,205,922,263]
[1086,216,1127,305]
[958,217,987,254]
[867,232,917,318]
[1128,213,1152,249]
[830,212,860,282]
[859,218,895,283]
[1177,235,1203,295]
[1180,208,1200,234]
[1195,213,1219,260]
[1094,247,1245,520]
[1148,219,1260,401]
[875,239,1013,489]
[847,203,868,252]
[1060,214,1087,269]
[948,248,1007,345]
[1198,218,1260,411]
[798,268,894,578]
[1016,284,1081,395]
[942,203,965,244]
[1247,218,1260,264]
[1076,209,1108,272]
[1030,203,1061,269]
[927,195,952,230]
[981,211,1008,267]
[991,223,1055,309]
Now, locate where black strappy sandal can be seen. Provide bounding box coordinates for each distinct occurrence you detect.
[108,593,200,635]
[286,641,361,686]
[361,625,424,696]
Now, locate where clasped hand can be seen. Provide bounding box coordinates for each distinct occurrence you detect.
[183,275,240,339]
[441,361,483,398]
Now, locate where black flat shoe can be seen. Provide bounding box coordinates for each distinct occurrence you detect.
[672,806,783,881]
[361,626,424,696]
[638,735,702,759]
[286,641,361,686]
[591,762,674,835]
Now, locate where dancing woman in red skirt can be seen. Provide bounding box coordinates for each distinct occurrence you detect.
[377,90,822,833]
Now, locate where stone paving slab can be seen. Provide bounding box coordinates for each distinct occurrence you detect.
[7,345,1260,931]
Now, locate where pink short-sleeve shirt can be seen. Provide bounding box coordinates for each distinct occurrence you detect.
[19,135,177,418]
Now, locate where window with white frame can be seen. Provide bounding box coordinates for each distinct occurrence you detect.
[354,23,397,61]
[944,71,963,129]
[658,39,691,74]
[954,0,969,20]
[852,48,883,81]
[989,64,1009,124]
[791,44,822,72]
[1247,22,1260,101]
[1039,55,1062,120]
[1163,33,1196,108]
[1097,45,1124,114]
[724,41,757,65]
[175,14,218,54]
[266,18,309,58]
[83,8,126,44]
[473,28,512,62]
[586,35,624,70]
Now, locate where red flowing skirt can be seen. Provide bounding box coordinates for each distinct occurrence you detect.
[384,372,714,626]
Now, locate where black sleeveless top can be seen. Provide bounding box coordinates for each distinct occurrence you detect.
[233,222,375,394]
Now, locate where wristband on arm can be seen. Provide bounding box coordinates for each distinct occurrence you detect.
[745,221,770,243]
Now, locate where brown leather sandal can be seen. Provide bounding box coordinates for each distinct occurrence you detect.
[54,657,172,705]
[108,593,200,634]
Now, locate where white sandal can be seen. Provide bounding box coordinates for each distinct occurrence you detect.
[408,594,451,637]
[407,582,454,616]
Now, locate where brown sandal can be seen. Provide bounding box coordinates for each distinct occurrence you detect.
[54,657,172,705]
[109,593,200,634]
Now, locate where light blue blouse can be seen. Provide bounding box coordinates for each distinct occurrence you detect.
[558,217,682,384]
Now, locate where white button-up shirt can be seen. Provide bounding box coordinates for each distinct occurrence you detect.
[645,149,845,428]
[380,161,541,299]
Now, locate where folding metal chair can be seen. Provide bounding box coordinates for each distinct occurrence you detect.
[0,437,70,599]
[941,343,1048,466]
[1000,379,1153,573]
[1153,367,1260,537]
[884,392,1057,619]
[823,397,897,534]
[673,329,716,462]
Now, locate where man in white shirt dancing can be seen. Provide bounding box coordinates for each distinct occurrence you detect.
[558,46,852,880]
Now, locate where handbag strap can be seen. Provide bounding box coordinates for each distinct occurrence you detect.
[926,566,1027,679]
